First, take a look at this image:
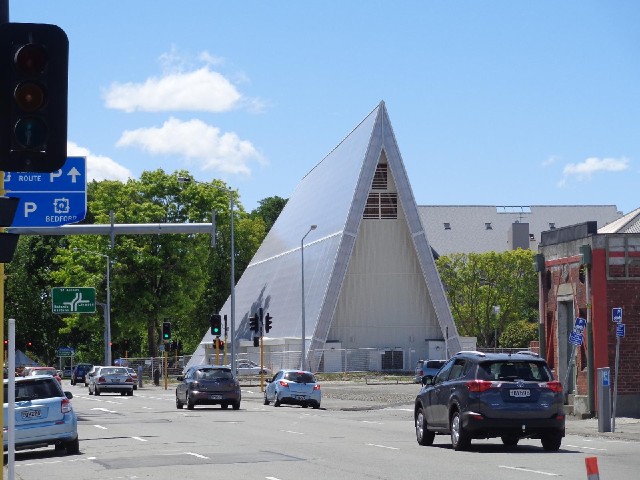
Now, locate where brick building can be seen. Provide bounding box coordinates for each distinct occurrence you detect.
[538,208,640,417]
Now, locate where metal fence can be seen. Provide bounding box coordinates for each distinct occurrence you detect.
[115,345,536,381]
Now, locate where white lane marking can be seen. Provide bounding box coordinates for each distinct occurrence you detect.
[142,406,153,409]
[499,466,559,476]
[93,425,107,430]
[132,436,147,442]
[91,407,117,413]
[362,420,383,425]
[282,430,304,435]
[385,408,413,412]
[185,452,209,459]
[366,443,399,450]
[266,477,282,480]
[565,444,607,451]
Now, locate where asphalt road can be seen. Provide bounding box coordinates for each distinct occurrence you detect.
[4,381,639,480]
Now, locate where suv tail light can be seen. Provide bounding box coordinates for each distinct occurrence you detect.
[313,384,321,390]
[61,397,72,414]
[466,380,496,392]
[541,381,563,393]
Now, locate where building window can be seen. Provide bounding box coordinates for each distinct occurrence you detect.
[363,192,397,219]
[549,223,556,230]
[372,164,388,190]
[485,222,493,230]
[444,222,451,230]
[530,233,535,241]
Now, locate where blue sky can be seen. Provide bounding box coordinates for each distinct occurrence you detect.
[10,1,640,214]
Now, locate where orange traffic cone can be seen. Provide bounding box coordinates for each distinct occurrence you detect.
[585,457,600,479]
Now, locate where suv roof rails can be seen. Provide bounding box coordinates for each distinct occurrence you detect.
[455,350,486,357]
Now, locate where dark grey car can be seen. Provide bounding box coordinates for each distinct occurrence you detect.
[414,351,565,451]
[175,365,241,410]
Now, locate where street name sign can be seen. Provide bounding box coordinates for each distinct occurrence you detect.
[52,287,96,314]
[616,323,625,338]
[57,346,75,357]
[3,156,87,227]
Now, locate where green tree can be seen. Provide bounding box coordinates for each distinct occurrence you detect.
[436,249,538,347]
[251,196,287,233]
[499,320,539,349]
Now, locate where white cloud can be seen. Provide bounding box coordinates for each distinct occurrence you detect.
[115,117,266,175]
[103,67,241,113]
[542,155,559,167]
[562,157,630,180]
[67,141,133,182]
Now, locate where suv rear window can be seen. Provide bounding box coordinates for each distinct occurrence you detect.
[4,378,63,401]
[425,360,445,369]
[477,361,552,382]
[284,372,315,383]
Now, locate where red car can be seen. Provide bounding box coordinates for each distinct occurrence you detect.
[26,366,62,385]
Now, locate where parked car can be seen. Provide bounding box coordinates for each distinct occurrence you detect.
[176,365,241,410]
[71,363,94,386]
[3,376,79,454]
[235,359,271,376]
[25,366,62,385]
[414,351,565,451]
[414,359,446,383]
[126,367,138,390]
[62,367,73,378]
[88,366,134,396]
[264,370,321,409]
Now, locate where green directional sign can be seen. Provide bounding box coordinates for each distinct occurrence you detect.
[52,287,96,314]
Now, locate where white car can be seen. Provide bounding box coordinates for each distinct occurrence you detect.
[234,360,270,376]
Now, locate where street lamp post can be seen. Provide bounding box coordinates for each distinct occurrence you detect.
[74,249,111,365]
[301,225,317,371]
[177,175,236,374]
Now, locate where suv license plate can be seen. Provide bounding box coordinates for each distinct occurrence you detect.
[210,394,222,400]
[509,389,531,398]
[21,409,42,419]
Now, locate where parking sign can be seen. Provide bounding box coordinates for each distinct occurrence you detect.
[612,307,622,323]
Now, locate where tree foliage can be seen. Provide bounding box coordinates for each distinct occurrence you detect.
[435,249,538,347]
[6,169,271,365]
[250,196,287,233]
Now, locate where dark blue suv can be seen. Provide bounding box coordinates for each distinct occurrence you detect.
[414,351,565,451]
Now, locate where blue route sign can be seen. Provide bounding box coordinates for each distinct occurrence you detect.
[569,331,584,346]
[3,157,87,227]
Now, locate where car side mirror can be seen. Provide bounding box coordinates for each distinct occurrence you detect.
[65,391,73,399]
[265,378,271,383]
[421,375,434,386]
[176,376,184,381]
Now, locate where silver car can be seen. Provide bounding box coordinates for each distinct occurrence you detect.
[3,376,79,454]
[264,370,321,409]
[88,366,134,396]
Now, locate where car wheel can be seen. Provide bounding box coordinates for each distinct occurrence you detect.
[541,433,562,451]
[88,386,93,395]
[415,406,435,446]
[312,402,320,409]
[120,392,126,396]
[233,401,240,410]
[66,437,80,455]
[187,394,195,410]
[70,380,75,386]
[274,395,281,407]
[501,435,519,447]
[94,387,100,396]
[450,411,470,451]
[128,389,133,396]
[176,392,184,409]
[263,393,270,405]
[221,403,229,409]
[302,403,308,408]
[133,385,137,390]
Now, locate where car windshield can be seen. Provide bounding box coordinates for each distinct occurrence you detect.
[30,369,56,377]
[4,379,61,401]
[197,369,233,380]
[478,361,552,382]
[283,372,315,383]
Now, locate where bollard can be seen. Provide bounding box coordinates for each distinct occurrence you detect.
[137,365,143,388]
[585,457,600,480]
[153,368,160,386]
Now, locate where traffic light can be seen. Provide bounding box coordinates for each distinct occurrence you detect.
[0,23,69,172]
[265,313,273,333]
[210,314,222,337]
[249,313,259,333]
[162,321,171,341]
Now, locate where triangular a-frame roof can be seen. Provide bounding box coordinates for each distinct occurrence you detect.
[188,102,461,368]
[598,206,640,234]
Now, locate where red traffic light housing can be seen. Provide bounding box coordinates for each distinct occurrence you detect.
[0,23,69,172]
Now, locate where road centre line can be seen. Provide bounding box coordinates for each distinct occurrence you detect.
[185,452,209,459]
[282,430,305,435]
[132,436,148,442]
[361,420,383,425]
[499,466,559,476]
[366,443,399,450]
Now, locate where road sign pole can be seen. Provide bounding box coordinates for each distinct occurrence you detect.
[564,343,577,396]
[612,335,621,432]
